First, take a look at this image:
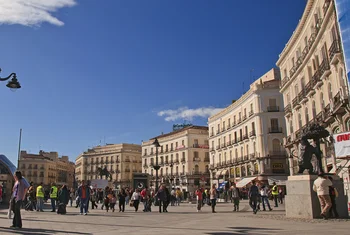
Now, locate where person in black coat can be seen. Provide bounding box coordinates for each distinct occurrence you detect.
[163,187,171,212]
[57,185,69,214]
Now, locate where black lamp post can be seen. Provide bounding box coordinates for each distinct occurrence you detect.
[152,138,161,191]
[0,68,21,90]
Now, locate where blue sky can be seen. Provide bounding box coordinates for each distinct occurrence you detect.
[0,0,305,164]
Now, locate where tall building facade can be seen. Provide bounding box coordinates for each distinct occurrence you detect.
[277,0,349,174]
[75,143,142,188]
[208,68,287,186]
[142,126,210,193]
[18,151,75,188]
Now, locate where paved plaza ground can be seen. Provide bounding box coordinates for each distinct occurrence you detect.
[0,201,349,235]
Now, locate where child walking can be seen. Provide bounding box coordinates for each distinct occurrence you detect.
[104,195,110,212]
[110,194,117,212]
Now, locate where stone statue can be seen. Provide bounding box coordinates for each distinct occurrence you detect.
[96,166,112,181]
[298,123,329,175]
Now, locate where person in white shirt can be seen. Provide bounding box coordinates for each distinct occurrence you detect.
[313,174,333,219]
[260,185,272,211]
[131,189,141,212]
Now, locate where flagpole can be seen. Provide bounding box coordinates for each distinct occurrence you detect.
[17,128,22,170]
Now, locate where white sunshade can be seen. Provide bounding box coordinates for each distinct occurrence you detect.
[235,177,257,188]
[329,159,350,174]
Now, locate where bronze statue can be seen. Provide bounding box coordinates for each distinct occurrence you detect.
[298,123,329,175]
[96,166,112,181]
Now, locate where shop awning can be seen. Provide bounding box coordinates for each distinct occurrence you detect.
[268,176,288,185]
[236,177,256,188]
[329,160,350,174]
[222,169,229,175]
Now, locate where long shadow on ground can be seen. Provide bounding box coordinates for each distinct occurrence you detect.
[206,227,282,235]
[0,226,92,235]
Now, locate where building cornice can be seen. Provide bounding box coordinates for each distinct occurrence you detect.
[276,0,314,66]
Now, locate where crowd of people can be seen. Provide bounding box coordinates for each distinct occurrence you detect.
[8,170,342,229]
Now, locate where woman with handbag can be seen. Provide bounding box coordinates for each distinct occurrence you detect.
[11,171,30,229]
[131,189,141,212]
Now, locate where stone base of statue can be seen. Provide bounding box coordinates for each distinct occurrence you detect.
[285,174,348,219]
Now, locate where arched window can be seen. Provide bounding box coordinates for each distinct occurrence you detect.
[194,165,199,174]
[312,100,317,118]
[333,127,340,134]
[346,119,350,131]
[328,83,333,100]
[298,112,303,129]
[305,107,309,123]
[272,139,281,153]
[320,92,325,110]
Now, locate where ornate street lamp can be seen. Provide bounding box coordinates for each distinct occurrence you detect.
[0,68,21,90]
[152,138,161,191]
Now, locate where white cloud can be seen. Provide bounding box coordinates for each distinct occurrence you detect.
[0,0,77,27]
[158,106,224,122]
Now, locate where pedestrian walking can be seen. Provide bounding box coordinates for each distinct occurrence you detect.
[170,188,176,206]
[131,189,141,212]
[260,185,272,211]
[313,173,333,220]
[10,171,30,229]
[210,184,217,213]
[195,186,203,212]
[271,182,279,207]
[36,182,44,212]
[50,183,58,212]
[118,188,126,212]
[278,187,284,204]
[69,188,74,207]
[141,187,148,212]
[231,185,240,212]
[248,181,259,214]
[77,180,90,215]
[175,188,182,206]
[156,185,167,213]
[110,193,117,212]
[90,189,98,209]
[57,185,69,214]
[104,195,110,212]
[327,177,339,218]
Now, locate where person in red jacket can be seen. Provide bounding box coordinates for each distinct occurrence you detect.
[195,186,204,212]
[140,187,149,212]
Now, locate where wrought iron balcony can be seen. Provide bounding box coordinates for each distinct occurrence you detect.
[268,127,283,133]
[329,39,341,62]
[267,106,280,112]
[285,104,291,114]
[243,134,248,140]
[249,130,256,137]
[323,0,331,15]
[249,110,254,117]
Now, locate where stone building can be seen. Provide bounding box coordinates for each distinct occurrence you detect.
[75,143,142,188]
[18,150,75,188]
[208,68,288,187]
[142,126,210,193]
[277,0,349,174]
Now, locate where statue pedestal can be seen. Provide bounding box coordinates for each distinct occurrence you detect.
[285,174,348,219]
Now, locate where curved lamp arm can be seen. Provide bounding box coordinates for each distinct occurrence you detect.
[0,68,17,81]
[0,73,16,81]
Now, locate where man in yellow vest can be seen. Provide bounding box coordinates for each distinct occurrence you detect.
[50,183,58,212]
[36,182,44,212]
[271,182,279,207]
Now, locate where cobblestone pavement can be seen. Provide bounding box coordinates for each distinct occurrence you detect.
[0,201,348,235]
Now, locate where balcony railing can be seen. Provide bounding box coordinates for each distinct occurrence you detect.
[193,144,209,149]
[249,110,254,117]
[193,158,201,162]
[210,132,214,137]
[285,104,291,114]
[243,134,248,140]
[216,145,220,150]
[267,106,279,112]
[329,39,341,62]
[221,143,226,148]
[281,76,290,87]
[319,58,330,78]
[269,151,287,157]
[242,114,247,121]
[268,127,283,133]
[125,159,130,162]
[181,158,186,163]
[238,118,242,124]
[204,157,210,162]
[210,147,215,151]
[216,130,220,135]
[249,130,256,137]
[226,141,231,146]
